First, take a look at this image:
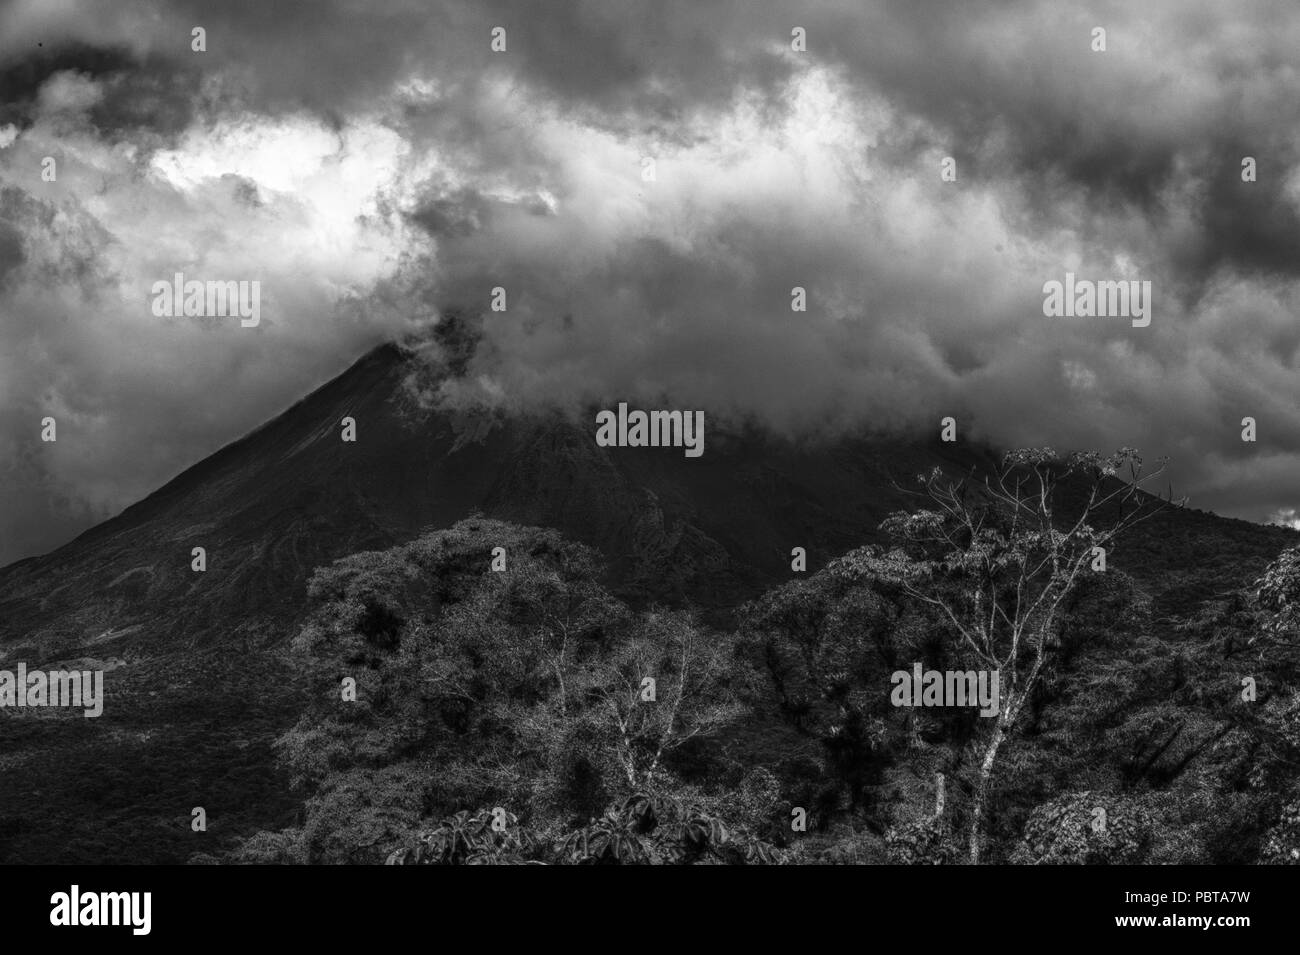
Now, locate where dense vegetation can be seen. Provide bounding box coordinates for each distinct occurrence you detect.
[208,451,1300,864]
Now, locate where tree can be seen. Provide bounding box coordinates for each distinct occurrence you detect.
[848,448,1177,863]
[243,518,750,863]
[273,518,630,860]
[1253,545,1300,647]
[583,609,742,791]
[738,562,919,811]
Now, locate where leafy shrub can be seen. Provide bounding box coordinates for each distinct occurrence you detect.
[222,828,305,865]
[558,793,781,865]
[386,794,782,866]
[884,816,958,865]
[386,808,543,865]
[1010,792,1150,864]
[1260,795,1300,864]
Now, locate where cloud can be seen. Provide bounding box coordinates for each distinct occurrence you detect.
[4,0,1300,565]
[0,78,425,564]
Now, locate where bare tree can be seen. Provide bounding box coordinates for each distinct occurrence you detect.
[865,448,1179,863]
[588,610,741,790]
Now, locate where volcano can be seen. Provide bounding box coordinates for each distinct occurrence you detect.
[0,340,1293,863]
[0,340,1009,658]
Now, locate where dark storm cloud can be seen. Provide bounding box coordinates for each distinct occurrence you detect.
[31,0,793,135]
[0,41,202,140]
[0,218,25,288]
[1186,152,1300,285]
[0,42,137,126]
[800,0,1300,288]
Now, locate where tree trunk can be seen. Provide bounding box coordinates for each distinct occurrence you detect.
[968,717,1006,865]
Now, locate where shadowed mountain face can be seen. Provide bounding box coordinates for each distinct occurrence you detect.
[0,341,1006,660]
[0,341,1294,863]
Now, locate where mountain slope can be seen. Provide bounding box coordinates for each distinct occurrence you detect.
[0,341,1005,659]
[0,339,1294,863]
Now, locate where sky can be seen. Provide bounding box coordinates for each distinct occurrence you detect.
[3,0,1300,566]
